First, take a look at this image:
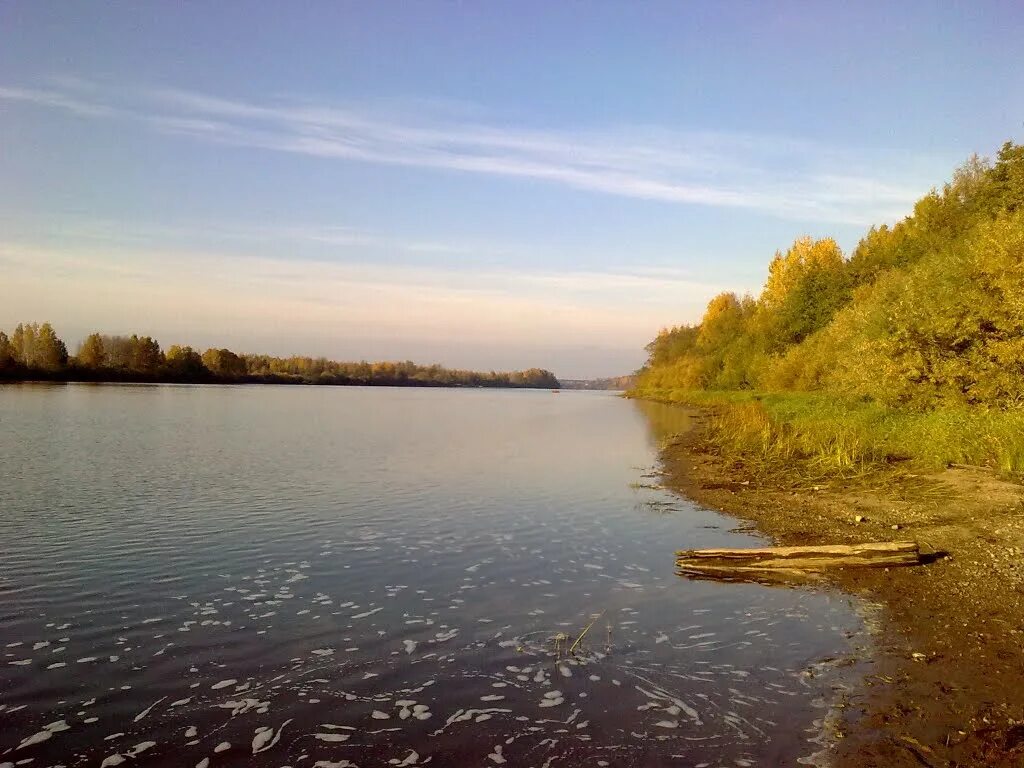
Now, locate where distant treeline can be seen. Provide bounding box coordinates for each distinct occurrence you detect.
[561,375,637,391]
[0,325,561,389]
[634,141,1024,410]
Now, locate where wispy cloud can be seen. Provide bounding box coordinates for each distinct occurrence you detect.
[0,84,120,118]
[7,213,524,261]
[0,79,938,225]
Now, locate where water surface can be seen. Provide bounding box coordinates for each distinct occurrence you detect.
[0,385,863,767]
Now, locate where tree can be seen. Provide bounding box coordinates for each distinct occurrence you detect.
[76,333,107,369]
[978,141,1024,216]
[644,325,699,368]
[129,335,164,373]
[0,331,14,370]
[165,345,209,379]
[102,335,134,370]
[753,237,849,352]
[35,323,69,370]
[832,210,1024,407]
[697,293,747,350]
[10,323,31,365]
[8,322,67,371]
[202,348,247,379]
[97,334,163,373]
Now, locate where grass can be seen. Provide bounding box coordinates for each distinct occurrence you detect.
[629,387,1024,481]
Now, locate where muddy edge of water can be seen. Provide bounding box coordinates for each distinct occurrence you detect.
[657,407,1024,768]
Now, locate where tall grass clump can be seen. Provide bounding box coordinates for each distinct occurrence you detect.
[631,388,1024,480]
[683,393,880,480]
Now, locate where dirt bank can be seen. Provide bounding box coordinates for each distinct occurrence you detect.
[661,409,1024,767]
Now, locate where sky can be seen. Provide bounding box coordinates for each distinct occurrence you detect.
[1,2,1022,378]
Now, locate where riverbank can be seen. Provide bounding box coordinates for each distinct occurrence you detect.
[659,407,1024,767]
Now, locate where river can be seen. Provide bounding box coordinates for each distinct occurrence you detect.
[0,384,865,766]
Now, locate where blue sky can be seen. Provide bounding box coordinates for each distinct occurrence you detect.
[1,2,1022,378]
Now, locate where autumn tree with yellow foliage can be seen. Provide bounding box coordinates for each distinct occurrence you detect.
[634,141,1024,412]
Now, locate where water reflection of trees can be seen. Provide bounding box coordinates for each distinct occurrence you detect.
[632,399,696,448]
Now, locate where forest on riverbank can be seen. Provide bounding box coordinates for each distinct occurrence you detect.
[0,325,560,389]
[561,375,637,390]
[631,141,1024,476]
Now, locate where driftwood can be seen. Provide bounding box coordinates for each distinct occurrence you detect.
[675,541,921,581]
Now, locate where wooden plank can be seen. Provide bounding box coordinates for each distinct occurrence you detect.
[675,541,918,560]
[677,554,919,570]
[674,541,921,575]
[676,566,823,583]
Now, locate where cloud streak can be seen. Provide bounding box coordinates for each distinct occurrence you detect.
[0,79,936,225]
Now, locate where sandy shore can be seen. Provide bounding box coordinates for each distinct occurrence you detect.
[660,408,1024,767]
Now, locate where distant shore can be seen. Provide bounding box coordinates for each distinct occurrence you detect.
[658,406,1024,767]
[0,322,561,390]
[0,370,560,389]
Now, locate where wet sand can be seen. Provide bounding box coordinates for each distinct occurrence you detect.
[660,408,1024,767]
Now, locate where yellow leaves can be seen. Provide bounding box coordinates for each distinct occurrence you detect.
[639,142,1024,414]
[760,236,845,310]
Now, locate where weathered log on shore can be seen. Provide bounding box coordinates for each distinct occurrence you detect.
[675,541,920,578]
